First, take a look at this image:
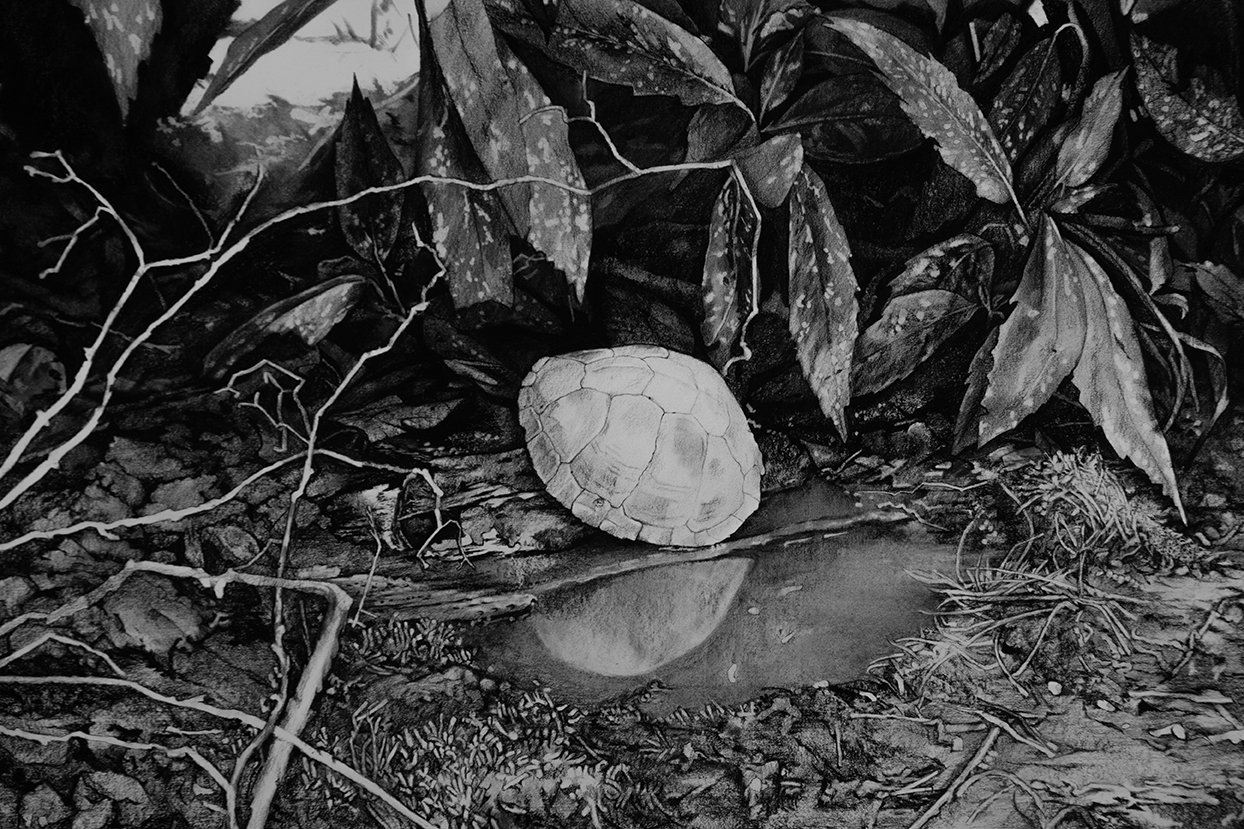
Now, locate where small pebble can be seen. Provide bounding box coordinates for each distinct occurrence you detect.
[1047,681,1063,696]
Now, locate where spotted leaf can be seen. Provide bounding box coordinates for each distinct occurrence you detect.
[1132,32,1244,163]
[827,17,1014,205]
[702,170,760,370]
[498,38,591,302]
[888,234,994,299]
[417,40,513,310]
[485,0,743,110]
[980,217,1086,444]
[425,0,532,235]
[204,275,367,379]
[69,0,162,119]
[760,32,805,119]
[852,290,977,397]
[335,81,406,265]
[731,134,804,208]
[1068,241,1185,520]
[720,0,815,69]
[987,36,1062,162]
[788,164,857,436]
[1056,70,1127,188]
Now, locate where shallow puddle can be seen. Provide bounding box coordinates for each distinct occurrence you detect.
[473,516,971,714]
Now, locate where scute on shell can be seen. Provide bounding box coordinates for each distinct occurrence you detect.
[519,345,763,547]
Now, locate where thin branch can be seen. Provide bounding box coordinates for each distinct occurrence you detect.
[0,724,239,829]
[0,453,305,553]
[0,631,126,675]
[37,207,105,280]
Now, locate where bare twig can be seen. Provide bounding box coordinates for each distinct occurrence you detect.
[0,631,126,676]
[0,724,240,829]
[907,727,1002,829]
[0,453,305,553]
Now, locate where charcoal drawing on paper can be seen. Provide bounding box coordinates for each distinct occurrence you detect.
[1,0,1242,827]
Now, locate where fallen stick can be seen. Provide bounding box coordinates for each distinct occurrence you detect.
[907,726,1002,829]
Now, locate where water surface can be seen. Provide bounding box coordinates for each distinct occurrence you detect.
[473,521,968,713]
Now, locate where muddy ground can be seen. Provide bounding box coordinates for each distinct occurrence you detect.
[0,394,1241,829]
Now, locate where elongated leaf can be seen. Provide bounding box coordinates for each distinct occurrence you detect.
[1132,32,1244,163]
[732,134,804,208]
[987,36,1062,162]
[1056,70,1126,188]
[954,326,999,453]
[69,0,162,119]
[486,0,743,109]
[1067,240,1184,520]
[335,81,406,264]
[888,234,994,299]
[827,17,1014,204]
[194,0,339,113]
[205,275,366,378]
[788,164,857,435]
[971,13,1023,88]
[1192,262,1244,326]
[721,0,814,68]
[519,0,560,39]
[760,33,805,119]
[852,289,976,396]
[423,316,522,398]
[426,0,531,235]
[498,38,591,301]
[980,217,1086,443]
[417,40,513,310]
[702,170,760,369]
[769,74,923,162]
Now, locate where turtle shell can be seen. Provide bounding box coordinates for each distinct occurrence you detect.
[518,344,763,547]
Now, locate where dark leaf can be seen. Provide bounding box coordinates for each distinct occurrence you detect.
[204,275,366,379]
[852,289,977,397]
[335,81,406,264]
[486,0,745,110]
[888,234,994,299]
[980,217,1086,443]
[1192,262,1244,326]
[787,164,857,435]
[972,12,1024,89]
[417,41,514,310]
[193,0,340,113]
[987,36,1062,162]
[687,104,759,162]
[702,170,760,369]
[828,16,1015,204]
[720,0,815,69]
[68,0,162,119]
[1176,332,1229,464]
[760,33,805,120]
[953,326,998,452]
[1066,239,1184,520]
[769,74,923,163]
[1131,32,1244,163]
[499,38,592,301]
[1056,70,1126,188]
[519,0,560,39]
[732,134,804,208]
[426,0,532,234]
[422,316,521,398]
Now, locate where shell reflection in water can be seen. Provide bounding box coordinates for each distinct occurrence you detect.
[531,558,752,677]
